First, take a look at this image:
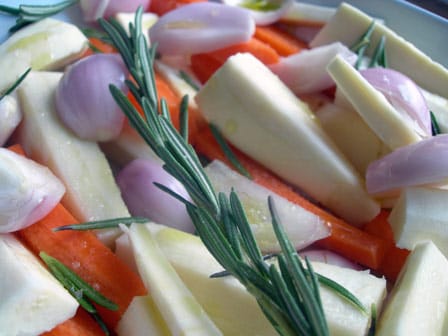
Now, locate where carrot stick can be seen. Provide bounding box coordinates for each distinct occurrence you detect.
[191,37,280,83]
[149,0,207,16]
[363,210,410,282]
[82,37,117,58]
[193,128,388,269]
[254,25,308,56]
[16,203,147,329]
[42,309,105,336]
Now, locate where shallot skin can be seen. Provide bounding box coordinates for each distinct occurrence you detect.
[117,158,195,233]
[55,54,128,142]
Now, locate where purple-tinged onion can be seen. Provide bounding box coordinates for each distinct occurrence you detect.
[0,148,65,233]
[80,0,150,22]
[0,94,22,146]
[117,158,195,233]
[269,42,357,94]
[299,249,362,270]
[55,54,128,142]
[360,67,431,137]
[149,2,255,55]
[220,0,294,25]
[366,134,448,195]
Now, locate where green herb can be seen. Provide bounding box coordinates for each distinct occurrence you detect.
[0,67,31,100]
[350,21,376,70]
[82,27,113,45]
[240,0,282,12]
[100,8,366,336]
[179,70,200,92]
[52,216,149,231]
[40,251,118,335]
[367,304,377,336]
[209,123,252,179]
[0,0,78,33]
[431,111,441,135]
[369,35,387,68]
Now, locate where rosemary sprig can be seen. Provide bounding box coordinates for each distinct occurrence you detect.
[0,67,31,100]
[100,8,366,335]
[40,252,118,335]
[369,35,387,68]
[0,0,78,33]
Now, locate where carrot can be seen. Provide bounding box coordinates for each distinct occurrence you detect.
[16,203,147,329]
[254,25,308,56]
[42,309,104,336]
[149,0,206,16]
[191,37,280,83]
[364,210,410,282]
[82,37,117,58]
[193,128,389,269]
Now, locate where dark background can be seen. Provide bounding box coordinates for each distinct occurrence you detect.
[407,0,448,18]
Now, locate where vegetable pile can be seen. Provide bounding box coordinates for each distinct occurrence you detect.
[1,0,448,336]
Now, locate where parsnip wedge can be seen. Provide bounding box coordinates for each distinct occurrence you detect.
[16,71,129,246]
[0,18,88,93]
[376,241,448,336]
[327,55,422,150]
[388,187,448,259]
[196,52,379,225]
[128,223,222,336]
[310,3,448,99]
[0,234,78,336]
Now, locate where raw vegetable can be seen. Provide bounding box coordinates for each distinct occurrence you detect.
[196,52,380,225]
[149,223,386,336]
[366,135,448,196]
[0,94,21,146]
[0,147,65,233]
[270,42,356,94]
[16,71,130,246]
[222,0,294,25]
[55,53,128,141]
[16,202,147,329]
[376,241,448,335]
[190,36,280,83]
[149,0,207,16]
[204,159,330,251]
[148,2,255,55]
[0,233,78,336]
[254,24,307,56]
[327,55,422,150]
[127,223,222,335]
[0,17,87,93]
[117,158,195,233]
[388,186,448,259]
[80,0,150,22]
[360,67,431,137]
[193,127,389,269]
[42,309,105,336]
[311,2,448,100]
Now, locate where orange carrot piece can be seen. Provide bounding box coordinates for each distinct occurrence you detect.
[42,309,105,336]
[254,25,308,56]
[82,37,117,58]
[149,0,206,16]
[208,37,280,65]
[191,37,279,83]
[16,204,147,329]
[364,210,410,282]
[193,128,388,269]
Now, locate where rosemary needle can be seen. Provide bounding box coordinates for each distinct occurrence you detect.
[0,68,31,100]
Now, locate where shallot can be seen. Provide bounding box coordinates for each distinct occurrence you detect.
[80,0,150,22]
[0,148,65,233]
